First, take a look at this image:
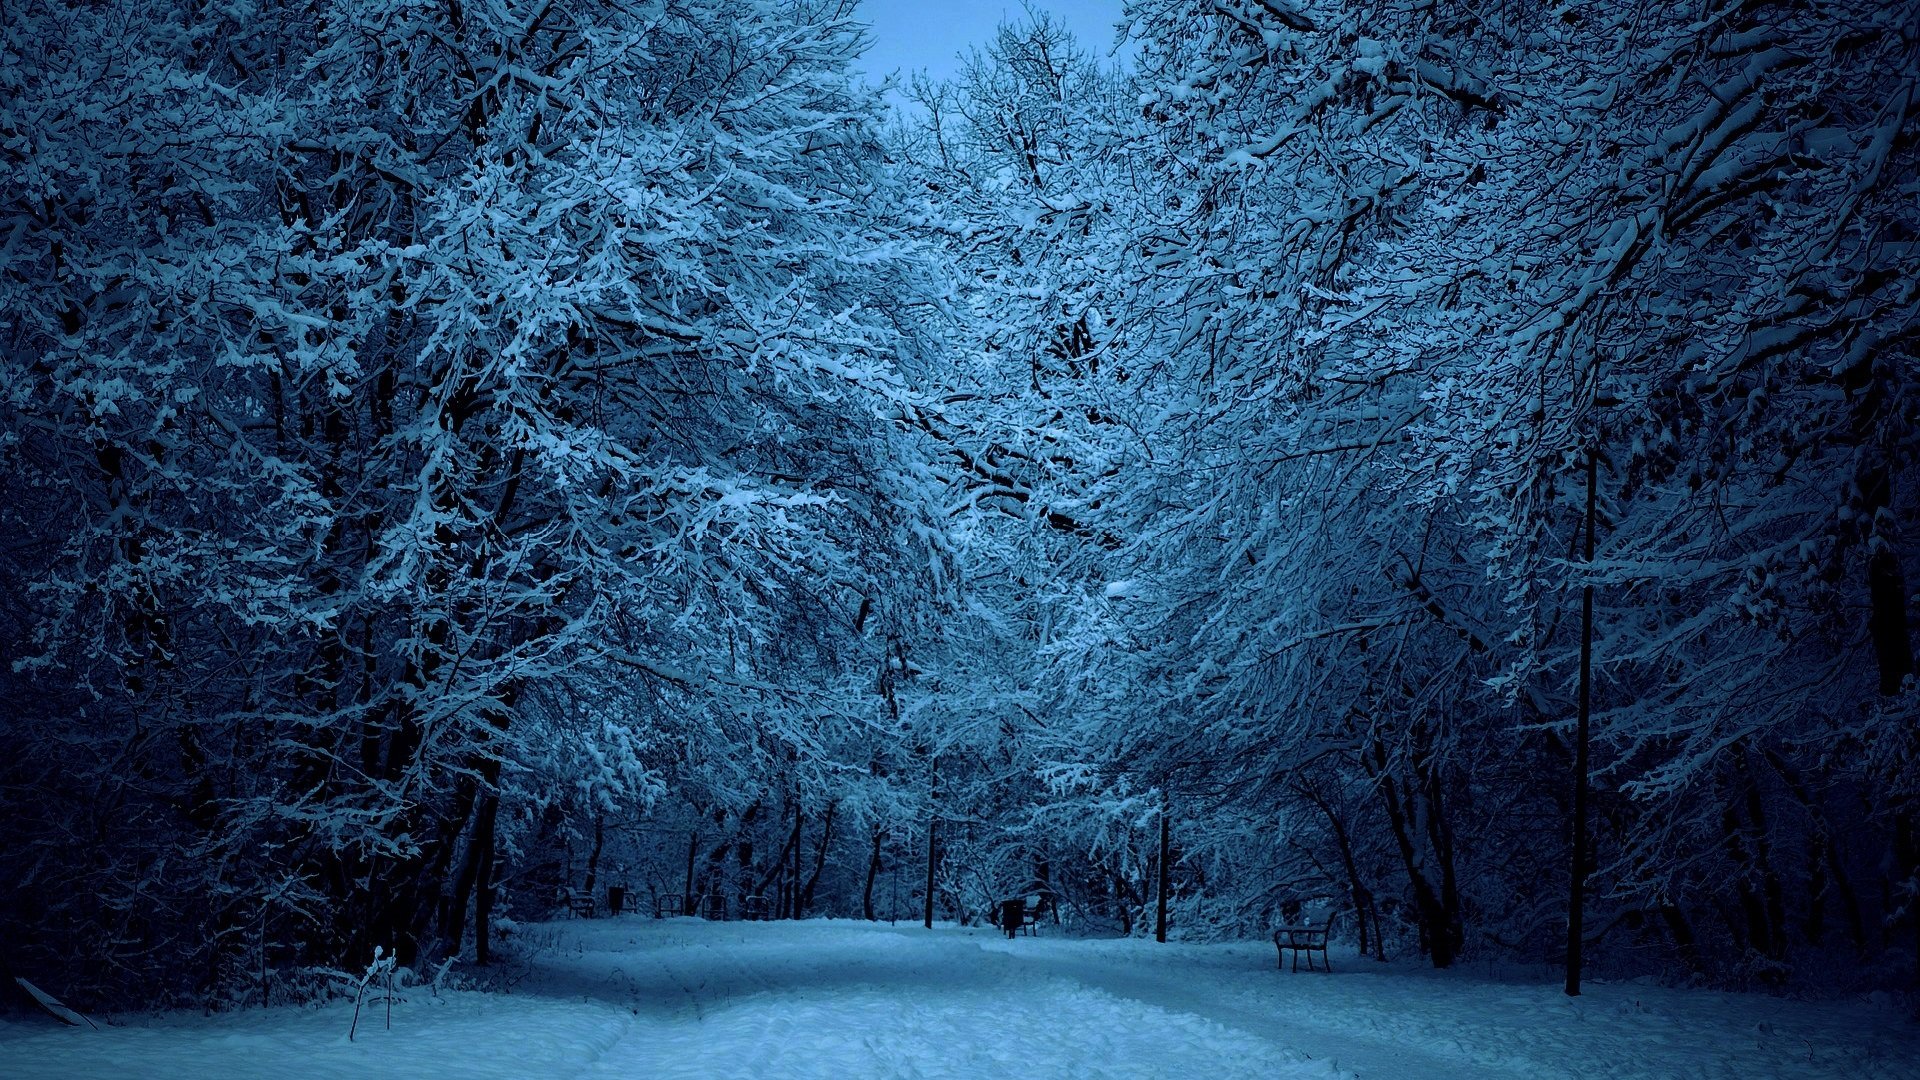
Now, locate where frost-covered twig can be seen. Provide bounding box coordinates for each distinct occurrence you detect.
[348,946,398,1042]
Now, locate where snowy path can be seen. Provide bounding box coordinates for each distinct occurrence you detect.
[3,918,1915,1079]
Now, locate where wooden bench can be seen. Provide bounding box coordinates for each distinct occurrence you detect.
[1019,895,1045,935]
[563,889,595,918]
[1273,914,1334,972]
[999,895,1046,938]
[741,894,771,921]
[699,893,728,921]
[654,893,687,918]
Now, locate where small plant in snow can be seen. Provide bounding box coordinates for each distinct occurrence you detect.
[348,946,398,1042]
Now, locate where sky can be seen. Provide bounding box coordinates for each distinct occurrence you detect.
[852,0,1129,90]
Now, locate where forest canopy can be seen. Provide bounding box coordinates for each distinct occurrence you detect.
[1,0,1915,1007]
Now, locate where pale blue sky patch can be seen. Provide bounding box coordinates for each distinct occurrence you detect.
[852,0,1129,90]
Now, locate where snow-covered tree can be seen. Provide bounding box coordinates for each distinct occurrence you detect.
[0,0,948,1002]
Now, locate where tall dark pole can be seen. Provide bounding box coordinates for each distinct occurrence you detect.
[1156,786,1171,943]
[924,755,937,930]
[1566,447,1597,997]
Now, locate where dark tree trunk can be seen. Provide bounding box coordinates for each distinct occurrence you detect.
[1717,772,1776,963]
[862,828,886,921]
[1112,865,1139,935]
[754,815,798,901]
[787,804,803,919]
[1156,788,1171,943]
[684,828,698,912]
[1372,741,1462,968]
[1762,750,1865,950]
[1848,394,1912,694]
[1036,857,1059,925]
[469,793,500,964]
[923,818,937,930]
[1658,902,1702,975]
[1736,753,1788,960]
[1420,754,1463,959]
[924,755,938,930]
[1302,780,1383,960]
[1567,447,1597,997]
[432,689,513,958]
[583,814,605,897]
[1848,373,1919,980]
[435,780,484,956]
[1867,550,1913,695]
[800,803,835,916]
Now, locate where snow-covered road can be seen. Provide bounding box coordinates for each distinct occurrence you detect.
[4,918,1914,1079]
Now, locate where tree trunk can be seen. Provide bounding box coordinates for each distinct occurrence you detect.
[1716,771,1774,960]
[924,755,938,930]
[1658,902,1702,975]
[1867,549,1914,695]
[1372,743,1462,967]
[435,780,485,956]
[752,803,796,902]
[1735,752,1787,961]
[1156,788,1171,943]
[583,814,605,896]
[923,818,938,930]
[469,793,500,964]
[1112,865,1138,935]
[862,827,886,921]
[801,803,836,916]
[1567,447,1596,997]
[1302,780,1382,960]
[1762,749,1866,950]
[684,828,698,912]
[787,804,803,919]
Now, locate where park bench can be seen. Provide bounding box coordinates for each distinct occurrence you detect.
[1273,914,1334,972]
[741,894,772,921]
[654,893,687,918]
[700,893,728,921]
[563,888,595,918]
[999,894,1046,938]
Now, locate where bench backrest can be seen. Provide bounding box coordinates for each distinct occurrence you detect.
[1275,913,1335,945]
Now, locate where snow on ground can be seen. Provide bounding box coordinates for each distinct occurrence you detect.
[3,918,1915,1079]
